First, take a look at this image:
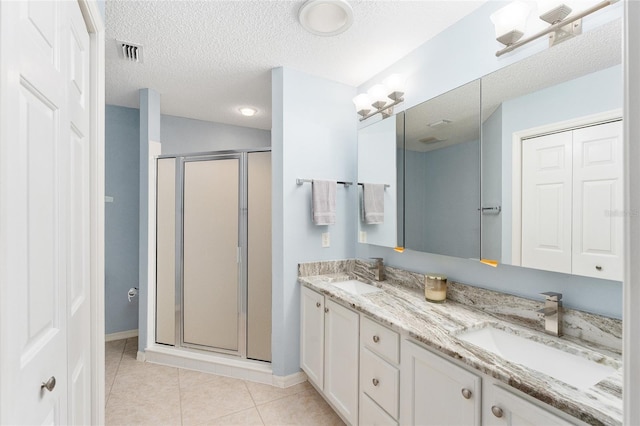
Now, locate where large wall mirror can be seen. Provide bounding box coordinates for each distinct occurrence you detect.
[357,112,404,248]
[403,80,481,258]
[481,20,623,281]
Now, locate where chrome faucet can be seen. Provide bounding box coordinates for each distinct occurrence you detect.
[369,257,385,281]
[537,292,563,336]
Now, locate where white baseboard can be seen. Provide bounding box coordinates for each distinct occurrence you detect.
[105,329,138,342]
[144,345,307,388]
[272,371,308,388]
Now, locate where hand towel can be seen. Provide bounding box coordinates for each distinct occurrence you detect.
[312,180,336,225]
[363,183,385,224]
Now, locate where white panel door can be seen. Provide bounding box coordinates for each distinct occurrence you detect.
[324,299,359,426]
[0,1,90,424]
[572,121,623,281]
[521,132,573,274]
[65,3,92,424]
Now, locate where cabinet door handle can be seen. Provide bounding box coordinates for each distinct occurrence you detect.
[461,388,472,399]
[596,265,603,271]
[41,376,56,392]
[372,378,379,386]
[372,335,380,343]
[324,307,329,313]
[316,302,321,308]
[491,406,504,418]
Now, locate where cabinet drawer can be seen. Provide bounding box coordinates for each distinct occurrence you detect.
[361,347,399,419]
[361,316,400,364]
[360,393,398,426]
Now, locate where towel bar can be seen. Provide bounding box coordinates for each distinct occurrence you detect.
[357,182,390,189]
[296,178,353,187]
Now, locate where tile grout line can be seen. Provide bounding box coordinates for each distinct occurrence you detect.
[243,380,267,425]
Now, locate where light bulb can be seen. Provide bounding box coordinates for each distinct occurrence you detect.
[383,74,406,94]
[490,1,531,39]
[352,93,371,112]
[367,84,389,107]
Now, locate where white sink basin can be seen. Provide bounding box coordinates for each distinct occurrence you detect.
[331,280,383,296]
[458,326,616,390]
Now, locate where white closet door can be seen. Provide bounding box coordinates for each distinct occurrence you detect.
[65,2,92,424]
[0,1,92,423]
[572,121,623,281]
[183,158,240,351]
[521,132,573,274]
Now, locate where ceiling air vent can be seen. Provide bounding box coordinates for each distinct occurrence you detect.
[116,40,143,63]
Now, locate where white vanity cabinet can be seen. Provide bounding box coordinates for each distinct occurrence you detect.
[300,286,359,425]
[401,339,482,426]
[359,317,401,424]
[483,384,574,426]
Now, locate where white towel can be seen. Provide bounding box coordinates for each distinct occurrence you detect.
[363,183,385,224]
[312,180,336,225]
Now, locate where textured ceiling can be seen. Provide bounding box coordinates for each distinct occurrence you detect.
[105,0,487,130]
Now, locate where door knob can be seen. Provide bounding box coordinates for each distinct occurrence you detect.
[461,388,472,399]
[316,302,321,308]
[41,376,56,392]
[372,335,380,343]
[324,307,329,313]
[491,406,504,418]
[372,378,379,386]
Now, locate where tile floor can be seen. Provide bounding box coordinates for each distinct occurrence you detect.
[105,338,344,426]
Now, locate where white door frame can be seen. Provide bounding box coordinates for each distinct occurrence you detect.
[77,1,105,424]
[510,109,622,266]
[623,2,640,424]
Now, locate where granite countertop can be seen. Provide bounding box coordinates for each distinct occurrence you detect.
[298,263,622,426]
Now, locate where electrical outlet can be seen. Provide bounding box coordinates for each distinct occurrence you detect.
[359,231,367,243]
[322,232,330,248]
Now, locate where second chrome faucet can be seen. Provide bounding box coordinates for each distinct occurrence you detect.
[369,257,385,281]
[538,292,563,337]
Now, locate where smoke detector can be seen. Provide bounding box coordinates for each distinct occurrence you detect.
[116,40,143,63]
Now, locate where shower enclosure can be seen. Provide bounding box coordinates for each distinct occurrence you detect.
[155,149,272,362]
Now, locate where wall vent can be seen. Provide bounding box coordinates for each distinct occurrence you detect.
[116,40,143,63]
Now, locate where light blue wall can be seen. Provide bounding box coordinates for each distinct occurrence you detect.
[272,67,357,376]
[138,89,161,352]
[161,114,270,155]
[105,105,140,334]
[405,140,480,258]
[356,1,623,319]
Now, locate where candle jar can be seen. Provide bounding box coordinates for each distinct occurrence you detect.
[425,274,447,303]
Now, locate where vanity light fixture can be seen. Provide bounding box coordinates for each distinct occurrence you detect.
[298,0,353,37]
[239,107,257,117]
[353,73,406,121]
[491,0,618,57]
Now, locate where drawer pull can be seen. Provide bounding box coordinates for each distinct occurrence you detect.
[461,388,472,399]
[372,335,380,343]
[596,265,603,271]
[372,378,380,386]
[491,406,504,418]
[316,302,321,308]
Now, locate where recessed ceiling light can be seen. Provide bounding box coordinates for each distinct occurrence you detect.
[239,107,257,117]
[298,0,354,37]
[427,119,453,128]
